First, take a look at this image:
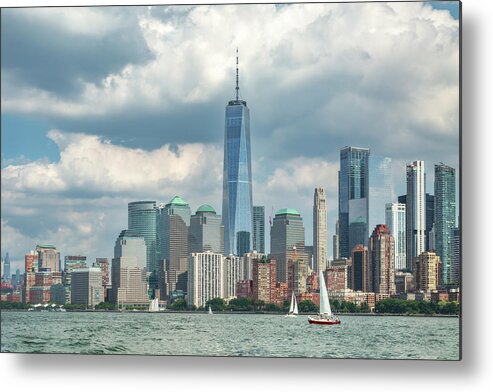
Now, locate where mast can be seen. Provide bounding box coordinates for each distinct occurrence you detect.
[235,47,239,101]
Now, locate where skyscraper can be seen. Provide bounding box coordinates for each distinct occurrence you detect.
[189,204,224,254]
[369,156,394,233]
[339,146,370,258]
[63,255,87,304]
[222,50,253,257]
[414,251,440,294]
[333,220,340,260]
[36,245,61,272]
[434,163,456,285]
[351,244,368,292]
[187,252,224,308]
[287,247,308,296]
[406,160,426,272]
[128,201,157,274]
[253,206,265,253]
[161,196,191,297]
[4,252,10,281]
[224,255,244,300]
[252,256,277,304]
[425,193,435,251]
[110,229,148,305]
[368,224,396,295]
[451,227,460,286]
[385,202,406,271]
[270,208,306,283]
[313,187,328,274]
[71,268,104,307]
[23,250,38,303]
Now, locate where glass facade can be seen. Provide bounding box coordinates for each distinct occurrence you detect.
[128,201,157,273]
[406,161,426,271]
[222,100,253,256]
[252,206,265,253]
[426,193,435,251]
[369,156,394,233]
[113,229,147,268]
[189,205,224,254]
[434,163,456,285]
[161,196,191,296]
[338,146,370,258]
[385,203,407,271]
[270,209,306,283]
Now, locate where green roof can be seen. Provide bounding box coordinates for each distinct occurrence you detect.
[168,196,188,206]
[275,208,300,216]
[196,204,216,214]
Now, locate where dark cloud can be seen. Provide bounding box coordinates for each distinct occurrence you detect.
[1,7,153,97]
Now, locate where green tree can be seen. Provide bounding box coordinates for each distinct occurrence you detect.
[264,303,281,312]
[64,303,86,311]
[227,297,254,311]
[95,302,117,311]
[298,300,318,313]
[169,298,187,310]
[206,298,226,311]
[253,300,265,311]
[0,301,29,310]
[359,302,370,313]
[331,299,342,312]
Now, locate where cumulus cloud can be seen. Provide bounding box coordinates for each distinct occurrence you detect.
[1,2,459,264]
[2,129,223,198]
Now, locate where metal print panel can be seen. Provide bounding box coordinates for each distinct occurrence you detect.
[0,1,461,360]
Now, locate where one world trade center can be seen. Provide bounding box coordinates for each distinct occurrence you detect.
[222,50,253,256]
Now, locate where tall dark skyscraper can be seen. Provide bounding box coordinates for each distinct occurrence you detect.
[434,163,456,286]
[222,50,253,256]
[426,193,435,251]
[338,146,370,258]
[252,206,265,253]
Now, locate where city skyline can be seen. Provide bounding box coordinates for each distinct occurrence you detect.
[1,2,460,271]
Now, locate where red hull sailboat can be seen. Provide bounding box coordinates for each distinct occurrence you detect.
[308,271,340,326]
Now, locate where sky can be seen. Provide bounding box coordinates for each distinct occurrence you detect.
[0,1,460,273]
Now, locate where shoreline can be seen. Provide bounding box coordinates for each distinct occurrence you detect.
[0,309,459,318]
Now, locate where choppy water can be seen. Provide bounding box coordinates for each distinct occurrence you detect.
[0,311,460,360]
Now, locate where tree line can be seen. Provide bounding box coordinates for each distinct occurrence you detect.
[1,297,460,315]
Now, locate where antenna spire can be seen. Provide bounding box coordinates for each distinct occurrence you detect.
[235,47,239,101]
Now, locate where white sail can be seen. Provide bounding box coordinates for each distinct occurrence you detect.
[289,292,295,313]
[149,298,159,312]
[319,272,332,316]
[293,294,298,315]
[208,306,213,315]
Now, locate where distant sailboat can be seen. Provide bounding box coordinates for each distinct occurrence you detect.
[148,298,160,312]
[208,306,213,315]
[308,272,340,325]
[285,291,298,317]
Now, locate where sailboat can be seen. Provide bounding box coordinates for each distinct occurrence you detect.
[148,298,160,312]
[308,272,340,325]
[285,291,298,317]
[208,305,213,315]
